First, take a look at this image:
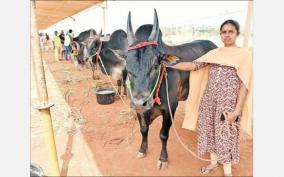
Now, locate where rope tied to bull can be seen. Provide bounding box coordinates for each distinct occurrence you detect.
[125,63,164,105]
[95,40,103,65]
[163,67,239,162]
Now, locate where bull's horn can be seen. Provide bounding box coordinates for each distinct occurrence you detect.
[90,29,94,37]
[127,11,136,45]
[148,9,159,42]
[99,29,103,36]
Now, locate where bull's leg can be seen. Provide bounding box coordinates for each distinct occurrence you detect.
[123,82,127,96]
[117,80,122,95]
[122,69,128,96]
[91,65,96,80]
[157,106,177,169]
[91,63,100,80]
[136,112,150,158]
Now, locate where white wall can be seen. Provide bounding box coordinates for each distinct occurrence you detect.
[43,1,251,43]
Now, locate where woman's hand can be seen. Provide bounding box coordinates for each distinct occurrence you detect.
[224,111,240,124]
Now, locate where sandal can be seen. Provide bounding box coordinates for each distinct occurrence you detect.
[200,163,219,175]
[224,173,232,177]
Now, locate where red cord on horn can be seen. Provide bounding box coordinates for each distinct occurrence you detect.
[128,41,158,51]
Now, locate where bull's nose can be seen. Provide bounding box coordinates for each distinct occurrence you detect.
[132,98,145,107]
[131,98,152,112]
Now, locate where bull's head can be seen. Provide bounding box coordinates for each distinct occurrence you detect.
[88,29,128,80]
[126,9,179,112]
[81,29,103,62]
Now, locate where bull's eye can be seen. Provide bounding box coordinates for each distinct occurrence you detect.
[128,72,136,79]
[154,65,159,70]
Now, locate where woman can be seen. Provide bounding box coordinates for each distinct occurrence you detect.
[168,20,252,176]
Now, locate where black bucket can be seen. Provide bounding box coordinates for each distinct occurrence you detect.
[95,87,116,105]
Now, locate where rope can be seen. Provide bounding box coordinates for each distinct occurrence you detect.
[153,63,166,105]
[96,54,137,117]
[164,68,239,162]
[95,41,102,65]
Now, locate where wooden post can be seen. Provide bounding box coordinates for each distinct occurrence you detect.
[31,1,60,176]
[243,1,253,48]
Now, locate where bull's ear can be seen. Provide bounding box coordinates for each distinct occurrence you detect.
[99,29,103,36]
[161,54,181,66]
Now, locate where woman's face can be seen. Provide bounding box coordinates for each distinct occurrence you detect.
[220,23,238,47]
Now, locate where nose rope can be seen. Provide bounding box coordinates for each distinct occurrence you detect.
[152,63,166,105]
[95,41,103,65]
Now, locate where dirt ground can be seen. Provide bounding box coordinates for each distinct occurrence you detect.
[33,50,253,176]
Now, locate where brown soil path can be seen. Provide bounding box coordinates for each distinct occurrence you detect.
[31,50,252,176]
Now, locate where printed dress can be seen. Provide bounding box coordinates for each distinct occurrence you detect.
[193,61,241,165]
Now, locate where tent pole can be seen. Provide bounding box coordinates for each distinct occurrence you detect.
[31,1,60,176]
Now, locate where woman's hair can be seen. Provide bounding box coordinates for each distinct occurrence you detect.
[220,19,240,35]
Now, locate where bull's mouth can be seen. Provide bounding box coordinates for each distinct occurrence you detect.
[130,99,153,113]
[133,106,151,113]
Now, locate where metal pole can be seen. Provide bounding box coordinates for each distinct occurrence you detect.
[101,1,107,34]
[69,16,76,36]
[102,7,106,34]
[31,1,60,176]
[243,1,253,48]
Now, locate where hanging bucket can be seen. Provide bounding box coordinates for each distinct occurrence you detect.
[95,87,116,105]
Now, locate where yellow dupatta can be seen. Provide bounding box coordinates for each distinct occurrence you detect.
[182,47,253,136]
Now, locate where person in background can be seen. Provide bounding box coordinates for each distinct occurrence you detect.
[44,33,50,52]
[39,33,45,50]
[59,30,65,60]
[63,29,73,61]
[52,31,61,61]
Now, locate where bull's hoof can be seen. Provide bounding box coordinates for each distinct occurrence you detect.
[136,152,146,159]
[92,75,100,80]
[156,160,168,169]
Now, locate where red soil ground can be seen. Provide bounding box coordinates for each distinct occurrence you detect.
[41,51,252,176]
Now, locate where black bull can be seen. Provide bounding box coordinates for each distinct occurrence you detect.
[70,29,101,68]
[72,29,128,95]
[86,29,129,95]
[124,9,217,168]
